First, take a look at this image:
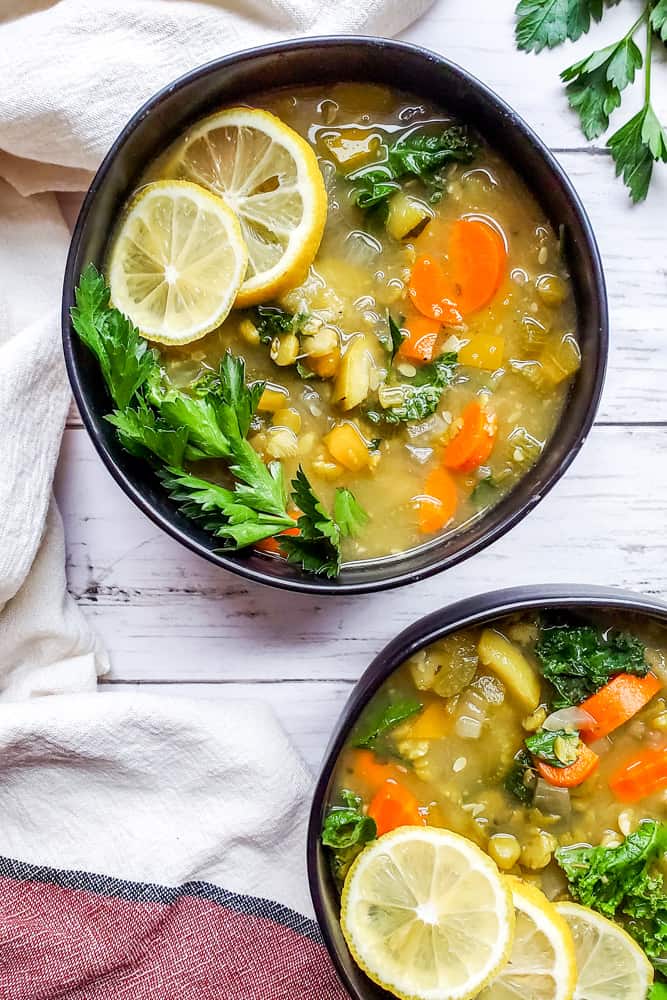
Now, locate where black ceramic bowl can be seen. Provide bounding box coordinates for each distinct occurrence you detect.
[307,585,667,998]
[62,37,608,595]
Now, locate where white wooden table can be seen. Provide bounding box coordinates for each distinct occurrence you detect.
[54,0,667,774]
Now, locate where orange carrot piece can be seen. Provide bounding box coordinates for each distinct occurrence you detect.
[535,743,599,788]
[413,467,458,534]
[580,673,662,743]
[448,217,507,315]
[349,749,406,791]
[255,526,300,555]
[443,402,497,473]
[408,255,463,325]
[398,315,441,364]
[368,779,426,836]
[609,745,667,803]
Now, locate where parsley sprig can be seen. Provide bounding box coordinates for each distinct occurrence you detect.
[515,0,667,201]
[71,264,368,578]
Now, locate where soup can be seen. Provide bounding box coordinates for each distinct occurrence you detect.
[74,82,580,578]
[322,611,667,996]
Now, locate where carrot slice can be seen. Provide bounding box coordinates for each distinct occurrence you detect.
[398,315,441,364]
[448,217,507,315]
[349,749,406,791]
[444,402,497,473]
[580,673,662,743]
[368,778,426,836]
[413,467,458,534]
[535,743,599,788]
[255,526,300,555]
[609,745,667,802]
[408,255,463,325]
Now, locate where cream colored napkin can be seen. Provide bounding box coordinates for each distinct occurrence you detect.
[0,0,433,697]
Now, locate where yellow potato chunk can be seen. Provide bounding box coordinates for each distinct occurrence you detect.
[477,629,541,711]
[404,701,451,741]
[332,335,372,410]
[323,127,381,171]
[386,191,433,241]
[324,422,370,472]
[258,386,289,412]
[459,332,505,370]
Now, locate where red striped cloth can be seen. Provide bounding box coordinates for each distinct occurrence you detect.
[0,857,348,999]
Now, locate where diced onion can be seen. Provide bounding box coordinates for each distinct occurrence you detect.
[455,715,483,740]
[543,707,596,733]
[534,778,571,818]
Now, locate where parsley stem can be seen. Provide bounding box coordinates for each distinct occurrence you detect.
[625,7,650,43]
[645,5,653,107]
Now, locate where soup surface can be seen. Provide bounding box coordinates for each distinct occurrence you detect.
[323,610,667,989]
[114,82,579,565]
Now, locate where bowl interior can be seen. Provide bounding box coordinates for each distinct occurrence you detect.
[63,38,607,594]
[307,585,667,999]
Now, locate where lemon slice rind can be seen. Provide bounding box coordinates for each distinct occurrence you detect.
[108,179,248,346]
[556,900,653,1000]
[340,826,515,1000]
[479,878,576,1000]
[165,106,327,307]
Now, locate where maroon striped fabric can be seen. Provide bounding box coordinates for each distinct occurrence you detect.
[0,858,349,999]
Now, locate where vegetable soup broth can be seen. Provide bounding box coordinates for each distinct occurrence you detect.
[145,83,578,560]
[328,612,667,893]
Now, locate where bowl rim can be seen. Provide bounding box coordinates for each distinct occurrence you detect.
[62,35,608,596]
[306,584,667,997]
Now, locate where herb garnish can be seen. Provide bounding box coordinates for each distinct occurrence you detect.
[368,352,458,425]
[251,304,306,343]
[556,820,667,974]
[71,265,368,578]
[535,618,648,707]
[504,748,538,804]
[321,789,377,883]
[348,125,477,211]
[515,0,667,201]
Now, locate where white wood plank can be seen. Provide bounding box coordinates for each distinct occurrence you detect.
[64,149,667,428]
[402,0,667,146]
[100,681,351,772]
[54,423,667,684]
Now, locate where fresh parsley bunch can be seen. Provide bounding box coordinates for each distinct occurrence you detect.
[515,0,667,201]
[71,264,368,579]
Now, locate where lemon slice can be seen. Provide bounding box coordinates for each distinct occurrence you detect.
[556,901,653,1000]
[166,107,327,306]
[479,878,576,1000]
[340,826,514,1000]
[108,180,247,345]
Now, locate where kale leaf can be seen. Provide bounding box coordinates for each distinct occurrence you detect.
[504,748,537,804]
[251,305,306,344]
[348,126,476,210]
[535,619,647,707]
[370,352,458,425]
[352,697,423,751]
[525,727,581,767]
[556,820,667,973]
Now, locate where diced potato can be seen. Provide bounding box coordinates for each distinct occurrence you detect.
[324,421,370,472]
[403,701,451,741]
[332,335,372,410]
[323,127,381,171]
[386,190,433,241]
[307,348,341,379]
[258,386,290,412]
[539,333,581,386]
[303,326,339,358]
[270,333,300,367]
[477,629,541,711]
[272,407,301,434]
[459,333,505,370]
[265,427,299,459]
